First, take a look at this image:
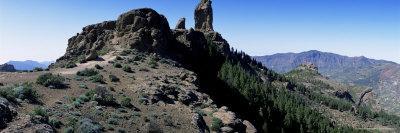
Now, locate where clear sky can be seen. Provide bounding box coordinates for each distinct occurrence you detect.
[1,0,399,63]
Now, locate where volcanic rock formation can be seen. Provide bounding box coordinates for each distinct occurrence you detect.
[195,0,214,31]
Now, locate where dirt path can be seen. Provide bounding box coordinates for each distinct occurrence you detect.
[55,54,116,75]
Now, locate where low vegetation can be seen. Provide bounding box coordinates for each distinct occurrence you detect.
[36,73,65,88]
[122,65,133,73]
[0,83,40,103]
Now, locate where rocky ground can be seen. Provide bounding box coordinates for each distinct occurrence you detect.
[0,48,256,133]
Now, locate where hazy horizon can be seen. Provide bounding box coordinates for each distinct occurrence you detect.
[1,0,399,64]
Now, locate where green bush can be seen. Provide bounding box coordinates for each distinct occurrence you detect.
[49,118,63,128]
[36,73,65,88]
[93,85,116,106]
[76,118,102,133]
[76,68,98,77]
[210,117,223,131]
[89,74,104,83]
[120,97,132,107]
[12,83,40,103]
[148,59,158,69]
[65,62,77,68]
[109,75,119,82]
[122,65,133,73]
[120,50,131,56]
[114,63,122,68]
[31,107,48,117]
[63,127,74,133]
[0,86,17,103]
[78,94,90,102]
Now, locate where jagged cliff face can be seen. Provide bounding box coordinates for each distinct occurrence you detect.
[52,5,227,69]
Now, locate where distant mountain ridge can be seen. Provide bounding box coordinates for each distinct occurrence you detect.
[254,50,400,114]
[6,60,54,70]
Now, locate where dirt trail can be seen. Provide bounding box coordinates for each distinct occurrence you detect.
[55,54,116,75]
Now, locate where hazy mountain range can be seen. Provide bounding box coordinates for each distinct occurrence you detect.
[5,60,54,70]
[254,50,400,114]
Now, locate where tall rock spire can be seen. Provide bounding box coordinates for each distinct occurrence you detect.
[194,0,213,32]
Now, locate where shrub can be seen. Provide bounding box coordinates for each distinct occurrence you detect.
[12,83,40,103]
[120,50,131,56]
[107,118,119,125]
[109,75,119,82]
[114,63,122,68]
[94,64,103,70]
[0,86,17,103]
[63,127,74,133]
[78,94,90,102]
[89,74,104,83]
[93,85,116,106]
[76,118,102,133]
[76,68,98,76]
[148,59,158,69]
[210,117,223,131]
[33,67,44,72]
[49,118,63,128]
[122,65,133,73]
[31,107,48,117]
[120,97,132,107]
[36,73,65,88]
[65,62,77,68]
[79,83,88,89]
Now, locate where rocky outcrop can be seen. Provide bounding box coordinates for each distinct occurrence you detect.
[212,106,255,132]
[335,90,354,103]
[0,64,16,72]
[0,97,17,129]
[195,0,213,31]
[1,114,54,133]
[192,113,209,133]
[175,18,186,29]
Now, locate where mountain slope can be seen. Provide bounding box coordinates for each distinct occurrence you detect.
[254,50,400,115]
[6,60,54,70]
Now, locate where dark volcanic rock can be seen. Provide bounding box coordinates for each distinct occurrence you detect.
[0,97,17,129]
[334,90,354,103]
[0,63,16,72]
[175,18,186,29]
[195,0,213,31]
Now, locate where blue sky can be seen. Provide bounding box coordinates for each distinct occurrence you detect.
[0,0,399,63]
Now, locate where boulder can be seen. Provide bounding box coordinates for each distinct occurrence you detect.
[220,126,234,133]
[195,0,214,31]
[242,120,257,133]
[178,90,199,105]
[192,113,209,133]
[85,52,98,61]
[212,107,241,127]
[175,18,186,29]
[32,124,54,133]
[0,97,17,129]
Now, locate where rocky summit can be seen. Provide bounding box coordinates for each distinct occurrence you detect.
[195,0,214,31]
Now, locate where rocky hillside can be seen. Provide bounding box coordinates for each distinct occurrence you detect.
[254,50,400,115]
[0,64,16,72]
[1,0,400,132]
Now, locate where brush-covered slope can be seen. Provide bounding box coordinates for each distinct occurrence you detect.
[254,50,400,115]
